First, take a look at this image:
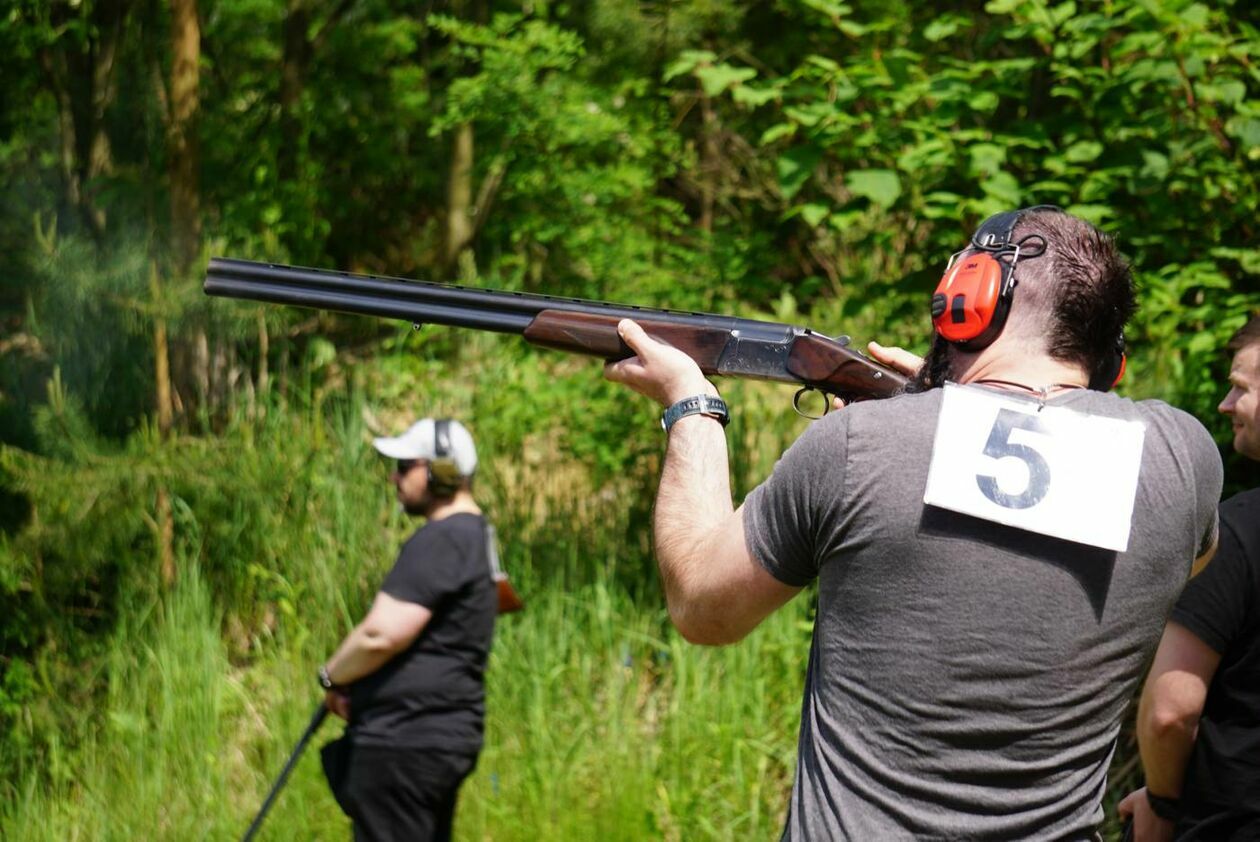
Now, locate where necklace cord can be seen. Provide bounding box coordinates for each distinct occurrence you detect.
[970,378,1085,410]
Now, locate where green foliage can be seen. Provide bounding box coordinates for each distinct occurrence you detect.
[12,237,156,438]
[700,0,1258,343]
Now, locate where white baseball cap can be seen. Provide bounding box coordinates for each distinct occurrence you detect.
[372,418,478,477]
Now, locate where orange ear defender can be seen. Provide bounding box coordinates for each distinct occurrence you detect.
[931,208,1041,351]
[1089,334,1126,392]
[931,249,1013,349]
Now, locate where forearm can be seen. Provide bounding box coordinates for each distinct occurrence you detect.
[654,413,737,639]
[1137,683,1199,797]
[324,624,399,686]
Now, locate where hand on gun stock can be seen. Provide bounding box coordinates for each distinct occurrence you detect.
[831,341,923,411]
[603,319,719,407]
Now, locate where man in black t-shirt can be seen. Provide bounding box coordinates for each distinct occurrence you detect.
[318,418,497,842]
[1120,316,1260,841]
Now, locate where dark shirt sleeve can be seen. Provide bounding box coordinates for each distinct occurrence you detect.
[742,411,848,587]
[380,527,466,609]
[1172,505,1255,655]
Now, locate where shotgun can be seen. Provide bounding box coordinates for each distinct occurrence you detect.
[204,258,907,408]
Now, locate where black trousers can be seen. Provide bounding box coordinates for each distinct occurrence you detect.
[323,740,478,842]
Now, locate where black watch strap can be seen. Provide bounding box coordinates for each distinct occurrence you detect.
[661,394,729,432]
[1146,790,1181,822]
[317,664,338,691]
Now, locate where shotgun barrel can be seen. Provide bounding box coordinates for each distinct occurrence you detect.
[204,257,908,404]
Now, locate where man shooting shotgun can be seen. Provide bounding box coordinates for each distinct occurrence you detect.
[602,207,1222,839]
[203,257,907,409]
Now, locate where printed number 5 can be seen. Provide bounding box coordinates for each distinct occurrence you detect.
[977,409,1051,509]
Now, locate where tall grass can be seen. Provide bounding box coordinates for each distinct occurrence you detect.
[1,568,812,840]
[6,566,234,840]
[459,582,810,841]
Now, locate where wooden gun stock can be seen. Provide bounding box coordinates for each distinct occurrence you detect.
[523,310,732,368]
[522,309,903,401]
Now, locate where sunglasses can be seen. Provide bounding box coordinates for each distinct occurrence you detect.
[396,459,423,475]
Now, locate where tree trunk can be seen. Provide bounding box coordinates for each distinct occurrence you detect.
[156,489,177,587]
[193,329,210,413]
[698,81,718,234]
[278,0,312,185]
[151,262,176,587]
[83,0,126,235]
[168,0,202,442]
[37,0,128,239]
[445,122,475,269]
[168,0,202,278]
[152,264,174,436]
[39,48,83,221]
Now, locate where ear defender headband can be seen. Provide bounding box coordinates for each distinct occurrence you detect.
[427,419,463,496]
[931,205,1125,391]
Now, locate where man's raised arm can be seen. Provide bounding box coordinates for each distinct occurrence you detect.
[605,319,800,644]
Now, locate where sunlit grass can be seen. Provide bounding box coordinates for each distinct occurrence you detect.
[2,569,811,840]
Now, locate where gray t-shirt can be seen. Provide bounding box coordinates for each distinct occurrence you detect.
[744,386,1221,841]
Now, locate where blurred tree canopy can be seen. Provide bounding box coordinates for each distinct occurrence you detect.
[1,0,1258,818]
[2,0,1255,437]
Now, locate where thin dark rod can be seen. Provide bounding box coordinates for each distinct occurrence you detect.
[241,703,329,842]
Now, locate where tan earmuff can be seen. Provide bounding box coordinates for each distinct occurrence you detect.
[428,419,462,496]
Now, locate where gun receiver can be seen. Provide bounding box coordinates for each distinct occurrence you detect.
[204,258,907,406]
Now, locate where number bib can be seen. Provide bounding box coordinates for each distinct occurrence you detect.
[923,383,1146,552]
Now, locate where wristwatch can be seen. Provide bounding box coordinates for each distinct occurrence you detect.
[317,664,338,691]
[661,394,729,432]
[1146,790,1181,822]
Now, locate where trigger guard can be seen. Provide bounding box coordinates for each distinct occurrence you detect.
[793,387,830,420]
